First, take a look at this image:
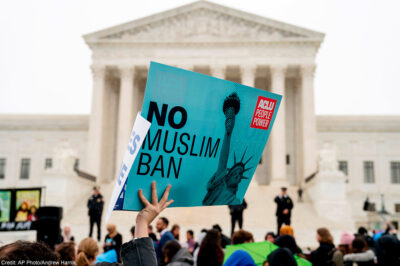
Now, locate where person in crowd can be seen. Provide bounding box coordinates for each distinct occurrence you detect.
[103,224,123,262]
[87,186,104,241]
[130,226,135,239]
[274,234,305,259]
[231,229,254,244]
[55,242,76,262]
[0,240,59,263]
[274,187,293,236]
[162,240,194,266]
[149,224,158,242]
[225,250,255,266]
[27,205,38,221]
[310,228,335,266]
[212,224,231,248]
[197,229,224,266]
[265,232,276,243]
[228,198,247,236]
[61,225,75,242]
[264,247,297,266]
[119,181,173,265]
[76,237,99,266]
[279,225,294,238]
[374,234,400,266]
[224,230,256,266]
[357,227,374,248]
[186,230,197,254]
[156,216,175,261]
[331,231,355,266]
[193,230,207,266]
[383,221,398,236]
[343,237,375,266]
[171,224,181,240]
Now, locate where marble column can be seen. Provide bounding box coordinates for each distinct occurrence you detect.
[211,65,226,79]
[269,65,288,186]
[299,65,317,185]
[115,66,136,172]
[87,65,106,181]
[241,66,256,87]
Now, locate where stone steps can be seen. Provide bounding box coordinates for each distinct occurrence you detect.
[63,176,354,249]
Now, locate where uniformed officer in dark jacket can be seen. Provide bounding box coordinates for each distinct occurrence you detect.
[87,186,104,241]
[274,187,293,236]
[228,198,247,236]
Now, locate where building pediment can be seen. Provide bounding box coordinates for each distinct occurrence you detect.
[84,1,324,45]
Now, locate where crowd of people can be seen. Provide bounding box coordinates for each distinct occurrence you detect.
[0,183,399,266]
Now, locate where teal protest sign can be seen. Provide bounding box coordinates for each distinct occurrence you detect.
[114,62,281,211]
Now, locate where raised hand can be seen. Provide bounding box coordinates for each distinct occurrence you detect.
[135,181,174,238]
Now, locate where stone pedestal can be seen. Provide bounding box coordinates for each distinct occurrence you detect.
[43,146,94,214]
[306,144,354,224]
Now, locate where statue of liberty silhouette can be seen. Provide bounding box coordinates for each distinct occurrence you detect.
[202,92,253,205]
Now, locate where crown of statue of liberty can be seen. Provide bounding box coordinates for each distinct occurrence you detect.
[230,148,253,181]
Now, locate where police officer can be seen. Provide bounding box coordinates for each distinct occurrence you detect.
[228,198,247,236]
[274,187,293,236]
[88,186,104,241]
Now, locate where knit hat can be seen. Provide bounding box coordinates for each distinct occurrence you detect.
[340,231,355,245]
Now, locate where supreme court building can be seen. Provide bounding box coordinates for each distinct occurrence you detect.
[1,1,400,235]
[83,0,323,188]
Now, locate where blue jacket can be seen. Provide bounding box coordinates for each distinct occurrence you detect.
[156,230,175,260]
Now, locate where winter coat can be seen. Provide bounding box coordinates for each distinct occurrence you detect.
[310,242,335,266]
[229,199,247,214]
[88,193,104,216]
[331,249,344,266]
[343,250,375,266]
[274,195,293,217]
[267,248,297,266]
[121,237,157,266]
[156,231,175,259]
[168,248,194,266]
[374,234,400,266]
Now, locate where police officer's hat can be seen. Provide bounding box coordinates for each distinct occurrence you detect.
[281,187,287,192]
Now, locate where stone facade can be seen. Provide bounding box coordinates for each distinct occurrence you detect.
[0,115,88,189]
[317,116,400,227]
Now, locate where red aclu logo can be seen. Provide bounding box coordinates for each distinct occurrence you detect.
[251,96,277,130]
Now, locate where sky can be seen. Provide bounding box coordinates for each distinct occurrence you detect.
[0,0,399,115]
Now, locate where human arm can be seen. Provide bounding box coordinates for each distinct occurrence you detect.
[274,196,279,204]
[99,195,104,211]
[287,197,293,210]
[283,197,293,214]
[343,250,375,262]
[103,236,109,248]
[135,181,173,238]
[242,199,247,209]
[121,181,173,266]
[115,234,122,251]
